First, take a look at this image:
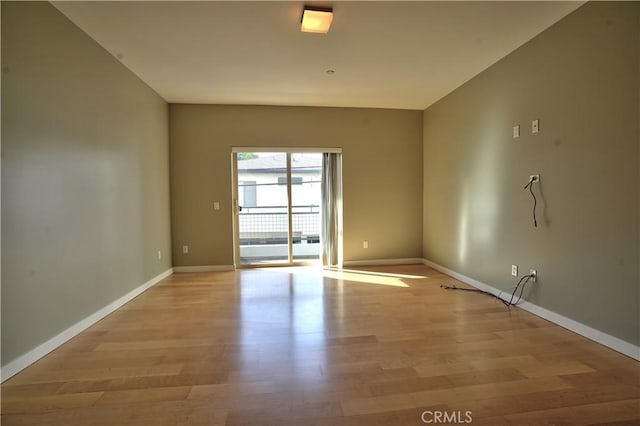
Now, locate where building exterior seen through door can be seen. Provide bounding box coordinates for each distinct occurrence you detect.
[234,151,322,266]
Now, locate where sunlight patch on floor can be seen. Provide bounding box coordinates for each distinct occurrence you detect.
[272,266,423,288]
[333,268,427,280]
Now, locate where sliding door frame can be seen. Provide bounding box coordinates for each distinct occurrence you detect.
[231,147,342,269]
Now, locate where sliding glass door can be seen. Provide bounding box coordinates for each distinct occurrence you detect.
[291,153,322,262]
[233,151,322,266]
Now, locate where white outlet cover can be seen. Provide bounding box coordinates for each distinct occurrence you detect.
[532,119,539,133]
[513,125,520,138]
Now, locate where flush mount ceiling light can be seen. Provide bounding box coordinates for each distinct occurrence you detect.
[301,6,333,34]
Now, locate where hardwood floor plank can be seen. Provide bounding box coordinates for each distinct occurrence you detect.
[342,394,415,416]
[504,399,640,425]
[450,376,575,400]
[7,364,185,385]
[93,386,192,406]
[1,392,104,414]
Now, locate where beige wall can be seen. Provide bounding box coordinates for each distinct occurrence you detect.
[423,2,639,345]
[1,2,172,365]
[170,104,423,266]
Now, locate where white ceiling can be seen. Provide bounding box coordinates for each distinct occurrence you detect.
[52,1,583,110]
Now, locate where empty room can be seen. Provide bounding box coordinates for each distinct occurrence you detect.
[1,1,639,425]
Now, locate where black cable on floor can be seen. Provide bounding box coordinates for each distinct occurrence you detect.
[441,273,535,307]
[440,284,509,307]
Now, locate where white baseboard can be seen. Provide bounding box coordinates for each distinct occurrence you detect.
[0,268,174,382]
[343,258,423,267]
[422,259,640,361]
[172,265,235,273]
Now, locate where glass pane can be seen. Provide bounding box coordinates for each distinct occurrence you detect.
[237,152,289,265]
[291,153,322,263]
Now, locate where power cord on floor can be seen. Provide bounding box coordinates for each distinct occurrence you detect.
[439,284,510,307]
[440,273,535,307]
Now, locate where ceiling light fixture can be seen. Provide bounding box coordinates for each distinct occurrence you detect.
[301,6,333,34]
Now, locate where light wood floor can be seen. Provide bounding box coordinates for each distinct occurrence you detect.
[2,265,639,425]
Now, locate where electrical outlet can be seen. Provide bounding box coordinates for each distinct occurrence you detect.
[182,245,189,254]
[511,265,518,276]
[157,250,162,260]
[529,269,537,282]
[214,201,220,211]
[363,240,369,249]
[529,174,540,183]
